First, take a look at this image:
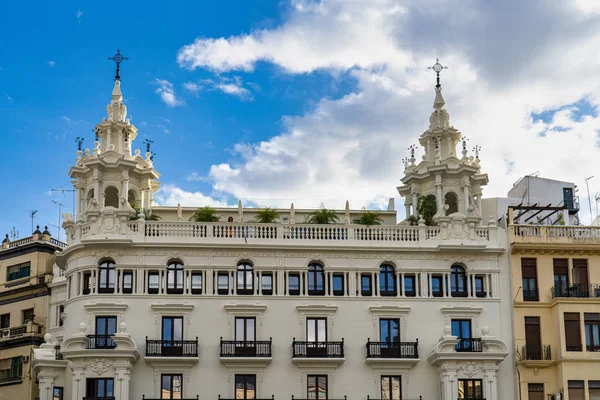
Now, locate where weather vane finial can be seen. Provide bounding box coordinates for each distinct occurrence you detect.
[108,49,129,81]
[428,58,448,89]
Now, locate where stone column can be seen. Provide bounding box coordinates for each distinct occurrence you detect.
[411,192,419,217]
[398,273,403,297]
[428,273,433,298]
[462,185,470,214]
[36,370,57,400]
[115,366,132,400]
[476,194,483,216]
[467,274,472,298]
[93,177,101,202]
[70,365,86,400]
[487,274,492,298]
[404,202,411,219]
[121,172,129,204]
[442,274,447,297]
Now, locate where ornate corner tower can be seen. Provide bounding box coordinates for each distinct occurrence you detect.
[397,60,488,229]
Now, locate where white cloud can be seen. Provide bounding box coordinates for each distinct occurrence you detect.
[138,121,147,127]
[48,61,55,67]
[76,9,83,23]
[185,76,254,100]
[154,79,185,107]
[183,82,201,96]
[154,184,229,207]
[177,0,600,222]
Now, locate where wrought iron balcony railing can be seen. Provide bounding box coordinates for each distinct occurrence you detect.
[86,335,116,349]
[292,339,344,358]
[82,397,115,400]
[519,345,551,361]
[367,396,422,400]
[292,396,346,400]
[455,338,483,353]
[551,284,600,299]
[220,338,272,357]
[219,396,273,400]
[522,289,539,301]
[366,340,419,358]
[145,337,198,357]
[143,396,198,400]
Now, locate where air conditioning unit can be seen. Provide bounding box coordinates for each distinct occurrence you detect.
[553,392,562,400]
[21,355,29,363]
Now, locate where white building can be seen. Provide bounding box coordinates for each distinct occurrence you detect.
[33,68,515,400]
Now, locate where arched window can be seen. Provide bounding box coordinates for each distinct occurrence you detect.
[380,264,397,296]
[451,265,467,297]
[127,190,137,204]
[445,192,458,215]
[104,186,119,208]
[237,263,254,295]
[167,262,184,294]
[98,260,115,294]
[308,263,325,295]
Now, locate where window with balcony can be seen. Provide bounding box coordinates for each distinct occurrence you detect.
[527,384,544,400]
[235,374,256,400]
[431,275,443,297]
[161,374,182,400]
[22,308,34,324]
[585,313,600,352]
[288,273,300,295]
[379,265,396,296]
[308,263,325,296]
[148,272,159,294]
[307,318,327,342]
[381,376,401,400]
[404,275,416,297]
[83,272,92,295]
[451,265,467,297]
[0,314,9,329]
[237,263,254,295]
[0,357,22,384]
[122,271,133,294]
[53,387,64,400]
[85,378,114,399]
[307,375,327,400]
[6,263,30,282]
[167,262,184,294]
[98,260,115,294]
[565,312,582,351]
[218,273,230,295]
[573,259,590,297]
[524,316,542,360]
[261,273,273,295]
[380,319,400,343]
[458,379,483,400]
[452,319,481,352]
[191,273,202,295]
[332,274,344,296]
[568,381,585,400]
[553,259,569,297]
[521,258,538,301]
[361,274,372,296]
[90,316,116,349]
[236,317,255,342]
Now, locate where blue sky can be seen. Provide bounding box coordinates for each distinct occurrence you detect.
[2,0,600,239]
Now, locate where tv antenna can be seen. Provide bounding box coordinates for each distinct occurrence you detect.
[585,176,594,225]
[30,210,38,233]
[51,184,76,218]
[52,200,64,241]
[10,227,18,241]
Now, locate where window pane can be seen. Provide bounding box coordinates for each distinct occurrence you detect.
[106,379,114,396]
[318,319,326,342]
[162,375,171,398]
[163,318,172,340]
[218,274,229,289]
[236,318,245,341]
[108,269,115,288]
[173,318,183,341]
[404,276,414,292]
[289,275,299,290]
[308,376,316,400]
[317,376,327,399]
[123,273,132,289]
[107,318,116,335]
[149,274,159,288]
[192,274,202,289]
[247,376,256,399]
[97,318,106,335]
[307,319,315,342]
[262,275,272,290]
[246,319,255,341]
[173,375,182,399]
[333,275,343,291]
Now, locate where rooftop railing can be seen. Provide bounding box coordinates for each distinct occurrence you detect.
[511,225,600,244]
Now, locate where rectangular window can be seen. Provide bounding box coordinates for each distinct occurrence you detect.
[521,258,538,301]
[0,357,22,383]
[191,273,202,295]
[332,273,344,296]
[565,312,582,351]
[553,258,569,297]
[573,259,590,297]
[235,317,256,342]
[83,272,91,295]
[527,384,544,400]
[404,274,416,297]
[568,380,585,400]
[589,381,600,400]
[261,273,273,295]
[458,379,483,399]
[288,273,300,296]
[58,305,64,327]
[161,374,182,400]
[431,275,443,297]
[148,272,159,294]
[161,317,184,356]
[6,263,30,282]
[307,375,327,400]
[217,272,229,295]
[93,316,117,349]
[86,378,114,398]
[585,313,600,351]
[52,387,64,400]
[0,314,9,329]
[380,319,400,343]
[524,317,542,360]
[22,308,34,324]
[236,374,256,400]
[452,319,476,352]
[307,318,327,342]
[122,271,133,294]
[473,275,486,297]
[381,376,401,400]
[361,274,372,296]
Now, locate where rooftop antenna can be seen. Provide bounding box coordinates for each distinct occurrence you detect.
[29,210,38,233]
[52,200,64,241]
[51,185,76,218]
[585,176,594,224]
[594,192,600,222]
[10,227,18,241]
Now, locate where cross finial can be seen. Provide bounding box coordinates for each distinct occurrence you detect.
[75,136,84,151]
[108,49,129,81]
[144,138,153,153]
[428,58,448,89]
[472,145,481,159]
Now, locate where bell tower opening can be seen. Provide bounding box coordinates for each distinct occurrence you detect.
[104,186,119,208]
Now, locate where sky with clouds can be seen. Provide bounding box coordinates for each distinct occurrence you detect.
[1,0,600,238]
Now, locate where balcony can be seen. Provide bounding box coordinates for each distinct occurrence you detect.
[0,324,44,345]
[292,339,344,368]
[220,339,272,357]
[455,338,483,353]
[143,396,198,400]
[86,335,116,350]
[82,397,115,400]
[551,284,600,299]
[368,397,422,400]
[292,397,346,400]
[145,338,198,357]
[366,340,419,359]
[518,345,552,367]
[511,225,600,245]
[522,289,539,302]
[587,345,600,352]
[219,396,273,400]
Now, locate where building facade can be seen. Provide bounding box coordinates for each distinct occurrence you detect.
[33,72,515,400]
[510,209,600,400]
[0,228,66,400]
